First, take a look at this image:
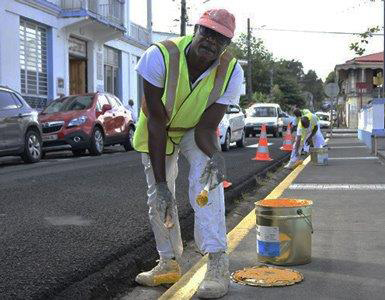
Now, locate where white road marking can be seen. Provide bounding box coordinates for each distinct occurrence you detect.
[329,146,366,149]
[328,157,378,160]
[289,183,385,190]
[45,216,92,226]
[247,143,274,148]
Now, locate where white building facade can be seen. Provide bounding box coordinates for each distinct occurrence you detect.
[0,0,152,114]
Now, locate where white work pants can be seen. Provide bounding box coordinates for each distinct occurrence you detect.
[290,125,325,163]
[141,129,227,260]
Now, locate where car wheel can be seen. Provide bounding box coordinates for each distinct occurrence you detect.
[72,149,87,156]
[21,129,42,163]
[123,126,135,151]
[221,130,230,152]
[89,127,104,156]
[236,129,246,148]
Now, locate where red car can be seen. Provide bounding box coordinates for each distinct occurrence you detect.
[38,93,135,156]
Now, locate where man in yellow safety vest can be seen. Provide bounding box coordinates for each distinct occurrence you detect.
[133,9,243,299]
[285,111,325,169]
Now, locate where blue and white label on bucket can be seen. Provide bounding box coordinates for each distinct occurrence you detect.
[256,225,280,257]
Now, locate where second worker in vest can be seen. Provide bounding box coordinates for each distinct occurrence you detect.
[132,9,243,299]
[285,111,326,169]
[290,108,312,154]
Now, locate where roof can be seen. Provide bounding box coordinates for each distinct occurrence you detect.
[250,103,281,108]
[346,52,383,64]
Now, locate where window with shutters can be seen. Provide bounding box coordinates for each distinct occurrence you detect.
[19,19,48,99]
[104,46,120,96]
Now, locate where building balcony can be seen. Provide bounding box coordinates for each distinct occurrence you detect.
[127,22,151,47]
[58,0,126,31]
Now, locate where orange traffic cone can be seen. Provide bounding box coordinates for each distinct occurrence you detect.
[280,123,293,152]
[223,180,232,189]
[252,124,273,161]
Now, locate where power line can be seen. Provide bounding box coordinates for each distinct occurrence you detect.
[254,27,383,36]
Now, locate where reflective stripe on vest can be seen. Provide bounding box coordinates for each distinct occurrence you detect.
[160,40,180,119]
[206,51,233,109]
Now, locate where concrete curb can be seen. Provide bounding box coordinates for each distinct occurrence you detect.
[224,153,290,212]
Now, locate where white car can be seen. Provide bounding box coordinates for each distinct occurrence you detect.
[245,103,283,137]
[218,104,246,151]
[315,111,331,128]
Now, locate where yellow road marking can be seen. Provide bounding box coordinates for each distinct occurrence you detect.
[159,155,311,300]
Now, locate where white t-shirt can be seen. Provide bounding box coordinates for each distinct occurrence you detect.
[135,45,244,106]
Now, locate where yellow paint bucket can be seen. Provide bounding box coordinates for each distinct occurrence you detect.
[255,198,313,266]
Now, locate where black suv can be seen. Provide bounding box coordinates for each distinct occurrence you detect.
[0,86,42,163]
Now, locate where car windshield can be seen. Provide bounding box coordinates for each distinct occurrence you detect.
[317,114,329,121]
[250,107,277,117]
[43,96,93,113]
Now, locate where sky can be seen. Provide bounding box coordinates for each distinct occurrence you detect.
[131,0,384,80]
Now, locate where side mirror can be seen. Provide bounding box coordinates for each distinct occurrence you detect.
[102,104,112,114]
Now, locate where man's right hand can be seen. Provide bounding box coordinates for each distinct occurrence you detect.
[155,182,174,228]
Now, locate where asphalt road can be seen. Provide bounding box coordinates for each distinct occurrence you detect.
[0,136,289,299]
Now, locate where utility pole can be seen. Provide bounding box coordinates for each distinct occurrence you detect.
[247,18,252,103]
[181,0,187,36]
[383,0,385,97]
[269,68,274,100]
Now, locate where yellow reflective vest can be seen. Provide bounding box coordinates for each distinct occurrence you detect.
[133,35,237,155]
[298,112,318,141]
[295,109,312,126]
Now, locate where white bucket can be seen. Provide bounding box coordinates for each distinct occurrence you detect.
[310,148,328,165]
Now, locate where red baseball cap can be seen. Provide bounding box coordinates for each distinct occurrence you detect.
[197,9,236,39]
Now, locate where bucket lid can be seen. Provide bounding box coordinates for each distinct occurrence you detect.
[256,198,313,208]
[231,265,303,287]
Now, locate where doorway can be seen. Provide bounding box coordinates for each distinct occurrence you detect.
[68,36,88,95]
[69,58,87,95]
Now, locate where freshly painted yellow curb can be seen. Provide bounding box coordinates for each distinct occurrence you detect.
[159,155,311,300]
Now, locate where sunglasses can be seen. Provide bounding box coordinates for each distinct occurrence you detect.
[198,26,231,46]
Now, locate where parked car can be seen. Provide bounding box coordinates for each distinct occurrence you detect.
[315,111,331,128]
[218,104,245,151]
[278,111,293,131]
[38,93,135,156]
[0,86,42,163]
[245,103,284,137]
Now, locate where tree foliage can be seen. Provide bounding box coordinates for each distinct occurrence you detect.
[349,0,382,55]
[350,26,381,56]
[325,71,336,84]
[231,33,324,112]
[301,70,325,110]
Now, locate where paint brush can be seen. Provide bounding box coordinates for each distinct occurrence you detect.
[196,179,210,207]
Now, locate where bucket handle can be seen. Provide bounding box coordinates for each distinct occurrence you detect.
[297,209,313,233]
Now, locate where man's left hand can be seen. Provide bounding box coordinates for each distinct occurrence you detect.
[200,151,226,191]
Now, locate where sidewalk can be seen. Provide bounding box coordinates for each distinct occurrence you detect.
[160,135,385,299]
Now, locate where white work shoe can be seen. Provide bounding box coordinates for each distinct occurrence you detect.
[196,252,230,299]
[135,258,181,287]
[284,160,303,170]
[284,161,295,169]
